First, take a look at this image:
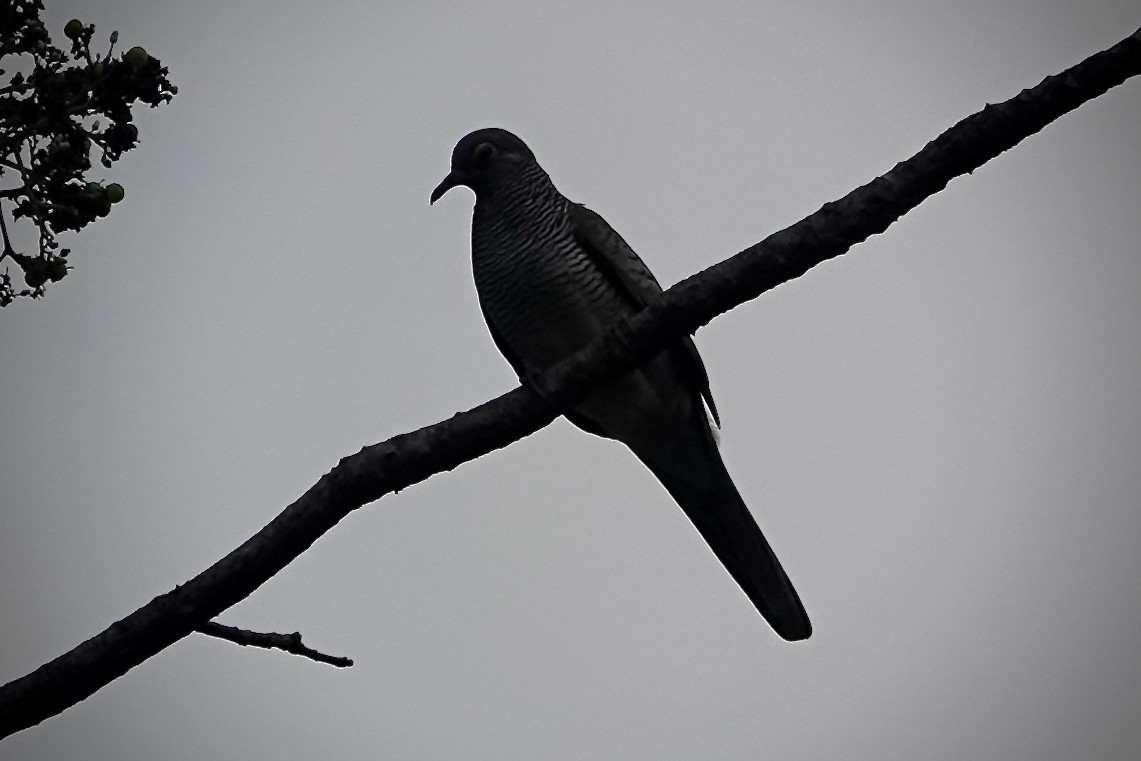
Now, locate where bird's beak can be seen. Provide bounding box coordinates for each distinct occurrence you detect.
[430,171,463,205]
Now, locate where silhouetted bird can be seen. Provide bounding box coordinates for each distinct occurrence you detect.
[432,128,810,640]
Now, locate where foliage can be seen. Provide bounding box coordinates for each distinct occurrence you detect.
[0,0,176,306]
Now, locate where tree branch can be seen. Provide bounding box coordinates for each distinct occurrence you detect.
[2,26,1138,740]
[196,621,353,668]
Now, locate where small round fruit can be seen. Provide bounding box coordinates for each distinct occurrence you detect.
[106,184,125,203]
[124,46,148,69]
[64,20,83,39]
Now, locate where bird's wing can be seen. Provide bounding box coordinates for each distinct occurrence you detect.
[568,202,664,307]
[569,202,720,427]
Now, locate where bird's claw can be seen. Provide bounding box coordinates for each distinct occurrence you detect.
[522,368,555,400]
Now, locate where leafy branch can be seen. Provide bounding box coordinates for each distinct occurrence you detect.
[0,0,175,306]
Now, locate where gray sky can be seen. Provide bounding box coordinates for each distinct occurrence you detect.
[3,2,1140,759]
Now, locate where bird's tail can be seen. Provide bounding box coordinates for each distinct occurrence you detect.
[636,426,812,641]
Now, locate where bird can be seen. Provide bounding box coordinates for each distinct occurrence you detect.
[431,128,811,641]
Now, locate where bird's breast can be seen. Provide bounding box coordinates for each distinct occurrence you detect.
[472,204,626,371]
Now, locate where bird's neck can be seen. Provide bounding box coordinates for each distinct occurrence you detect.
[475,162,564,222]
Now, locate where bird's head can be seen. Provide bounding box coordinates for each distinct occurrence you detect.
[430,128,536,204]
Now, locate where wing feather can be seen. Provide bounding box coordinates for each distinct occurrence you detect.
[569,203,720,427]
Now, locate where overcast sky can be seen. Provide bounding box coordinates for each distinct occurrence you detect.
[2,2,1140,759]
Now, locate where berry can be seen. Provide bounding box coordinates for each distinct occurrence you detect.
[124,46,148,69]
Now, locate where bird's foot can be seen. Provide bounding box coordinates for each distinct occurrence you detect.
[522,368,556,400]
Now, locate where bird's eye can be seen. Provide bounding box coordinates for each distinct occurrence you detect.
[472,142,496,166]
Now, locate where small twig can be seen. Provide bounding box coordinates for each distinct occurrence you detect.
[0,81,35,96]
[195,621,353,668]
[0,157,31,176]
[0,205,14,260]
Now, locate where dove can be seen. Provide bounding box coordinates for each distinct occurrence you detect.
[432,128,810,640]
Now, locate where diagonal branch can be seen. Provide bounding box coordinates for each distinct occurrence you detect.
[2,26,1138,741]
